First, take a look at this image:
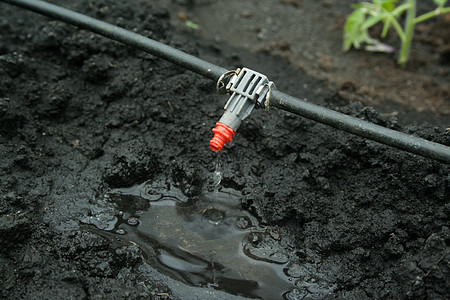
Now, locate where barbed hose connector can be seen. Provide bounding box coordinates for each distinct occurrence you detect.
[210,68,275,151]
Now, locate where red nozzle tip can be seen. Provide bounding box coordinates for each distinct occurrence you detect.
[210,122,235,151]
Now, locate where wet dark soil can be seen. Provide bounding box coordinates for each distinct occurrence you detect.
[162,0,450,125]
[0,0,449,299]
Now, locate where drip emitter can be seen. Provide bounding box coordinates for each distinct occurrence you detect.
[210,68,275,151]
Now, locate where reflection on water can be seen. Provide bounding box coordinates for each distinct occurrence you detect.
[81,180,335,299]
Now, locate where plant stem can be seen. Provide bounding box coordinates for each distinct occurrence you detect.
[414,7,450,24]
[398,0,416,67]
[390,17,406,41]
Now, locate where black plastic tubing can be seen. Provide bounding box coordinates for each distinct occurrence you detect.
[271,91,450,163]
[2,0,450,163]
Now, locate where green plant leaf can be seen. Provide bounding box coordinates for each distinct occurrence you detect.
[374,0,398,11]
[343,0,448,65]
[433,0,447,8]
[343,8,366,51]
[361,14,385,30]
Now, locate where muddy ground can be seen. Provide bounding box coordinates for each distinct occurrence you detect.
[0,0,449,299]
[163,0,450,124]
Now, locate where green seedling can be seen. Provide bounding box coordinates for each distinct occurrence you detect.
[185,20,200,30]
[343,0,450,66]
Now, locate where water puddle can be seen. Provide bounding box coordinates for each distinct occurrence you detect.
[81,178,335,299]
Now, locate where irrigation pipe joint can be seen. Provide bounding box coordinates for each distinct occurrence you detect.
[210,67,275,151]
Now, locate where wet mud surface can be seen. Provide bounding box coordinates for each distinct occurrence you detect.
[1,0,449,299]
[163,0,450,120]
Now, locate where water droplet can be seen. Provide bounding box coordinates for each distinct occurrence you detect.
[248,232,260,245]
[212,163,222,187]
[207,158,222,192]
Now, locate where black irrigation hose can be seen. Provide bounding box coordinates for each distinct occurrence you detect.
[2,0,450,164]
[271,91,450,163]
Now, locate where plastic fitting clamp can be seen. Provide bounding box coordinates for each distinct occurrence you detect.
[210,68,275,152]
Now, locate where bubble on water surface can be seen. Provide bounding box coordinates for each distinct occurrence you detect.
[115,228,126,235]
[127,217,139,226]
[80,212,117,231]
[202,208,224,225]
